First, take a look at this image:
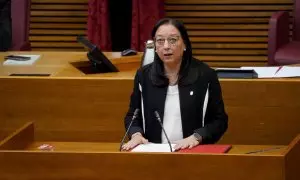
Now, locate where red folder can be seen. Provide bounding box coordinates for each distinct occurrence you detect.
[178,145,232,154]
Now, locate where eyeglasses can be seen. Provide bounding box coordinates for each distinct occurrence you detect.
[154,36,180,47]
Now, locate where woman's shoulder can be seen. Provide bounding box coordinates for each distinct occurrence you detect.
[136,63,153,76]
[179,58,216,85]
[134,63,155,84]
[191,57,213,72]
[190,57,216,78]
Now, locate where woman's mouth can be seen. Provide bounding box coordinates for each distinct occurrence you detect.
[164,53,173,57]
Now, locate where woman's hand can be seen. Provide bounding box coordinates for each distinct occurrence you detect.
[121,133,148,151]
[173,134,201,151]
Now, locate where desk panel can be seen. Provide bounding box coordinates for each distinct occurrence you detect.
[0,77,300,145]
[220,79,300,145]
[0,150,285,180]
[0,121,293,180]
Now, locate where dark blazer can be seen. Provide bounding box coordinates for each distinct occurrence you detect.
[0,0,12,51]
[125,58,228,144]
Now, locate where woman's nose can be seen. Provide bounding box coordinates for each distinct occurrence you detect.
[163,40,171,49]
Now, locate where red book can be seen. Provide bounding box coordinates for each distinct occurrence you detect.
[178,145,232,154]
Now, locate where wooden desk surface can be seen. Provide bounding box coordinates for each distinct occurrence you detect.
[27,141,286,155]
[0,51,142,77]
[1,51,300,78]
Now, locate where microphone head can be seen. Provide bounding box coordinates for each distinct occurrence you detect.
[133,108,140,118]
[154,111,161,122]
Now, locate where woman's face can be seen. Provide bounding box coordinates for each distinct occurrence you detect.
[154,24,186,66]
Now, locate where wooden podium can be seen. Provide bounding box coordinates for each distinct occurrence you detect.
[1,52,300,146]
[0,122,298,180]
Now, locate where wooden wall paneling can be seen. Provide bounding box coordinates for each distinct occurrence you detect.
[28,0,294,67]
[30,0,89,51]
[165,0,293,67]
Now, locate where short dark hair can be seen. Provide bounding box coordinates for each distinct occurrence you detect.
[149,18,193,86]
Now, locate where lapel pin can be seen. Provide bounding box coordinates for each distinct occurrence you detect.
[190,91,194,96]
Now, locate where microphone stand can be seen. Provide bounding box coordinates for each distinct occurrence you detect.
[154,111,173,152]
[119,109,140,151]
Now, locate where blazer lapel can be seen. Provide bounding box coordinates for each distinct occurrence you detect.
[147,85,167,143]
[178,85,192,137]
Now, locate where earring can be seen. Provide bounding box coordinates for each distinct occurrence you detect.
[184,48,186,51]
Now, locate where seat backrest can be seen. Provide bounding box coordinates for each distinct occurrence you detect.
[293,0,300,40]
[11,0,31,49]
[141,40,155,67]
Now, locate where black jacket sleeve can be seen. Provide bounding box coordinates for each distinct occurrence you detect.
[194,70,228,144]
[124,70,144,138]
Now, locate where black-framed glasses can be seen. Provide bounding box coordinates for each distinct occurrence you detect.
[154,36,180,47]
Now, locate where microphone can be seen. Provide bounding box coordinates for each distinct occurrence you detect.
[154,111,173,152]
[119,109,140,151]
